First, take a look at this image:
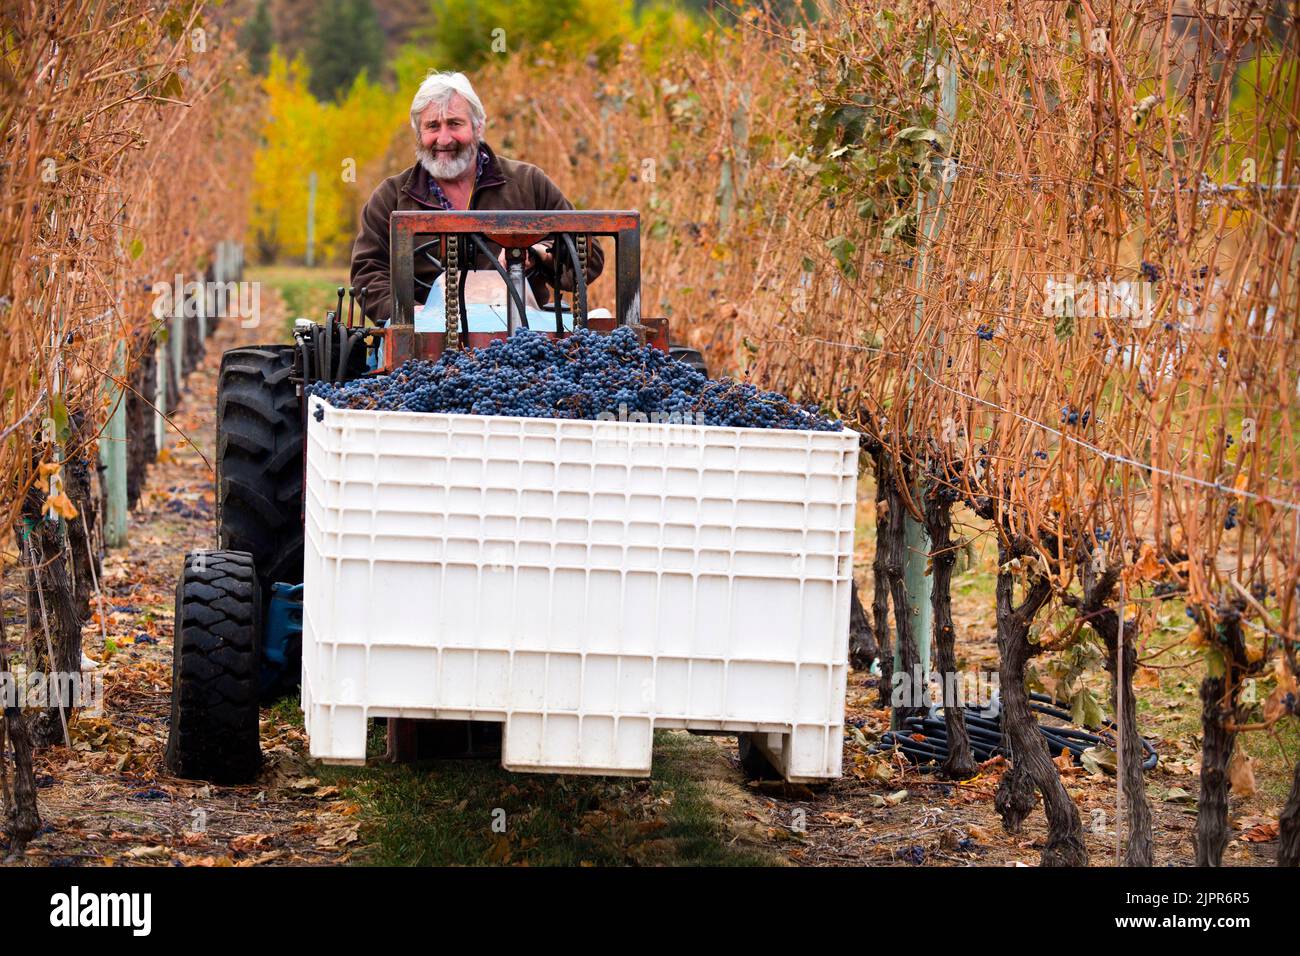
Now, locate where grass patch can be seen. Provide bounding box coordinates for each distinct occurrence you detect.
[1126,599,1298,811]
[267,694,305,730]
[323,729,782,866]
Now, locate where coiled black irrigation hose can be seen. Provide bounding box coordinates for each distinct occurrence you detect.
[871,693,1158,772]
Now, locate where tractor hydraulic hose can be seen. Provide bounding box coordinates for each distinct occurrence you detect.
[311,323,323,384]
[337,326,364,382]
[296,335,309,386]
[319,319,330,382]
[337,327,353,382]
[332,321,344,383]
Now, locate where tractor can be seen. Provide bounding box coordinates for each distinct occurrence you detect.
[164,210,711,784]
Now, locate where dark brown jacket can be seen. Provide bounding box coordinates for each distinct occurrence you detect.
[349,142,604,324]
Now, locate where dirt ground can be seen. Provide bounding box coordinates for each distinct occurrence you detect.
[704,673,1283,867]
[2,302,355,867]
[1,290,1291,867]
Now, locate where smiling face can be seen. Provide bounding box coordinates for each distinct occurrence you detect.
[415,93,479,182]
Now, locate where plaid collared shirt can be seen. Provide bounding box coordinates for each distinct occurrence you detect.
[428,145,490,210]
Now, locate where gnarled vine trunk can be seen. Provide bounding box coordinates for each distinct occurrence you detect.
[993,543,1088,866]
[19,481,84,749]
[1077,559,1153,866]
[1195,602,1247,867]
[1280,758,1300,867]
[64,413,99,622]
[126,333,157,512]
[923,481,975,779]
[0,640,41,856]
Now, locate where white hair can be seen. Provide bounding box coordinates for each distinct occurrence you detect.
[409,72,486,136]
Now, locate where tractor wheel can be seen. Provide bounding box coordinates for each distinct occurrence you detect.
[736,733,783,781]
[165,550,262,783]
[216,346,303,614]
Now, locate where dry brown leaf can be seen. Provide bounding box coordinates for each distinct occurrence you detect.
[1264,684,1294,723]
[315,823,359,849]
[230,833,274,853]
[41,492,79,520]
[1127,544,1164,584]
[123,845,170,860]
[237,850,286,866]
[1240,822,1279,843]
[484,834,512,864]
[1133,667,1162,689]
[1264,656,1298,723]
[823,811,863,828]
[1228,749,1256,797]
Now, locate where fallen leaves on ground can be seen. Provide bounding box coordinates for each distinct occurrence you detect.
[1,294,365,870]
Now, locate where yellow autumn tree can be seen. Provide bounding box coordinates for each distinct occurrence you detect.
[248,51,406,264]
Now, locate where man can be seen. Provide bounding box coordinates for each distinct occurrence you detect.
[350,72,604,325]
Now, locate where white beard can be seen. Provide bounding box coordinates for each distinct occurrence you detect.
[417,138,478,182]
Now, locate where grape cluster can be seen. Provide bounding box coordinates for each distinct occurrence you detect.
[307,327,842,431]
[1060,404,1091,427]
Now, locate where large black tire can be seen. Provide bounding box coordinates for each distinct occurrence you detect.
[165,550,262,783]
[216,346,303,613]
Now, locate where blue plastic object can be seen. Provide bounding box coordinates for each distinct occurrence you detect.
[261,581,303,695]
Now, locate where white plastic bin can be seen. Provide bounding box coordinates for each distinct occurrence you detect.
[301,398,860,781]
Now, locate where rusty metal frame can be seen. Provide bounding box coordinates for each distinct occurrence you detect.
[389,210,640,329]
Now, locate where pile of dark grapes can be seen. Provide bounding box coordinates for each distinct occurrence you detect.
[308,327,841,431]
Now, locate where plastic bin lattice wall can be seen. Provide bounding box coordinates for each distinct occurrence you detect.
[302,400,860,781]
